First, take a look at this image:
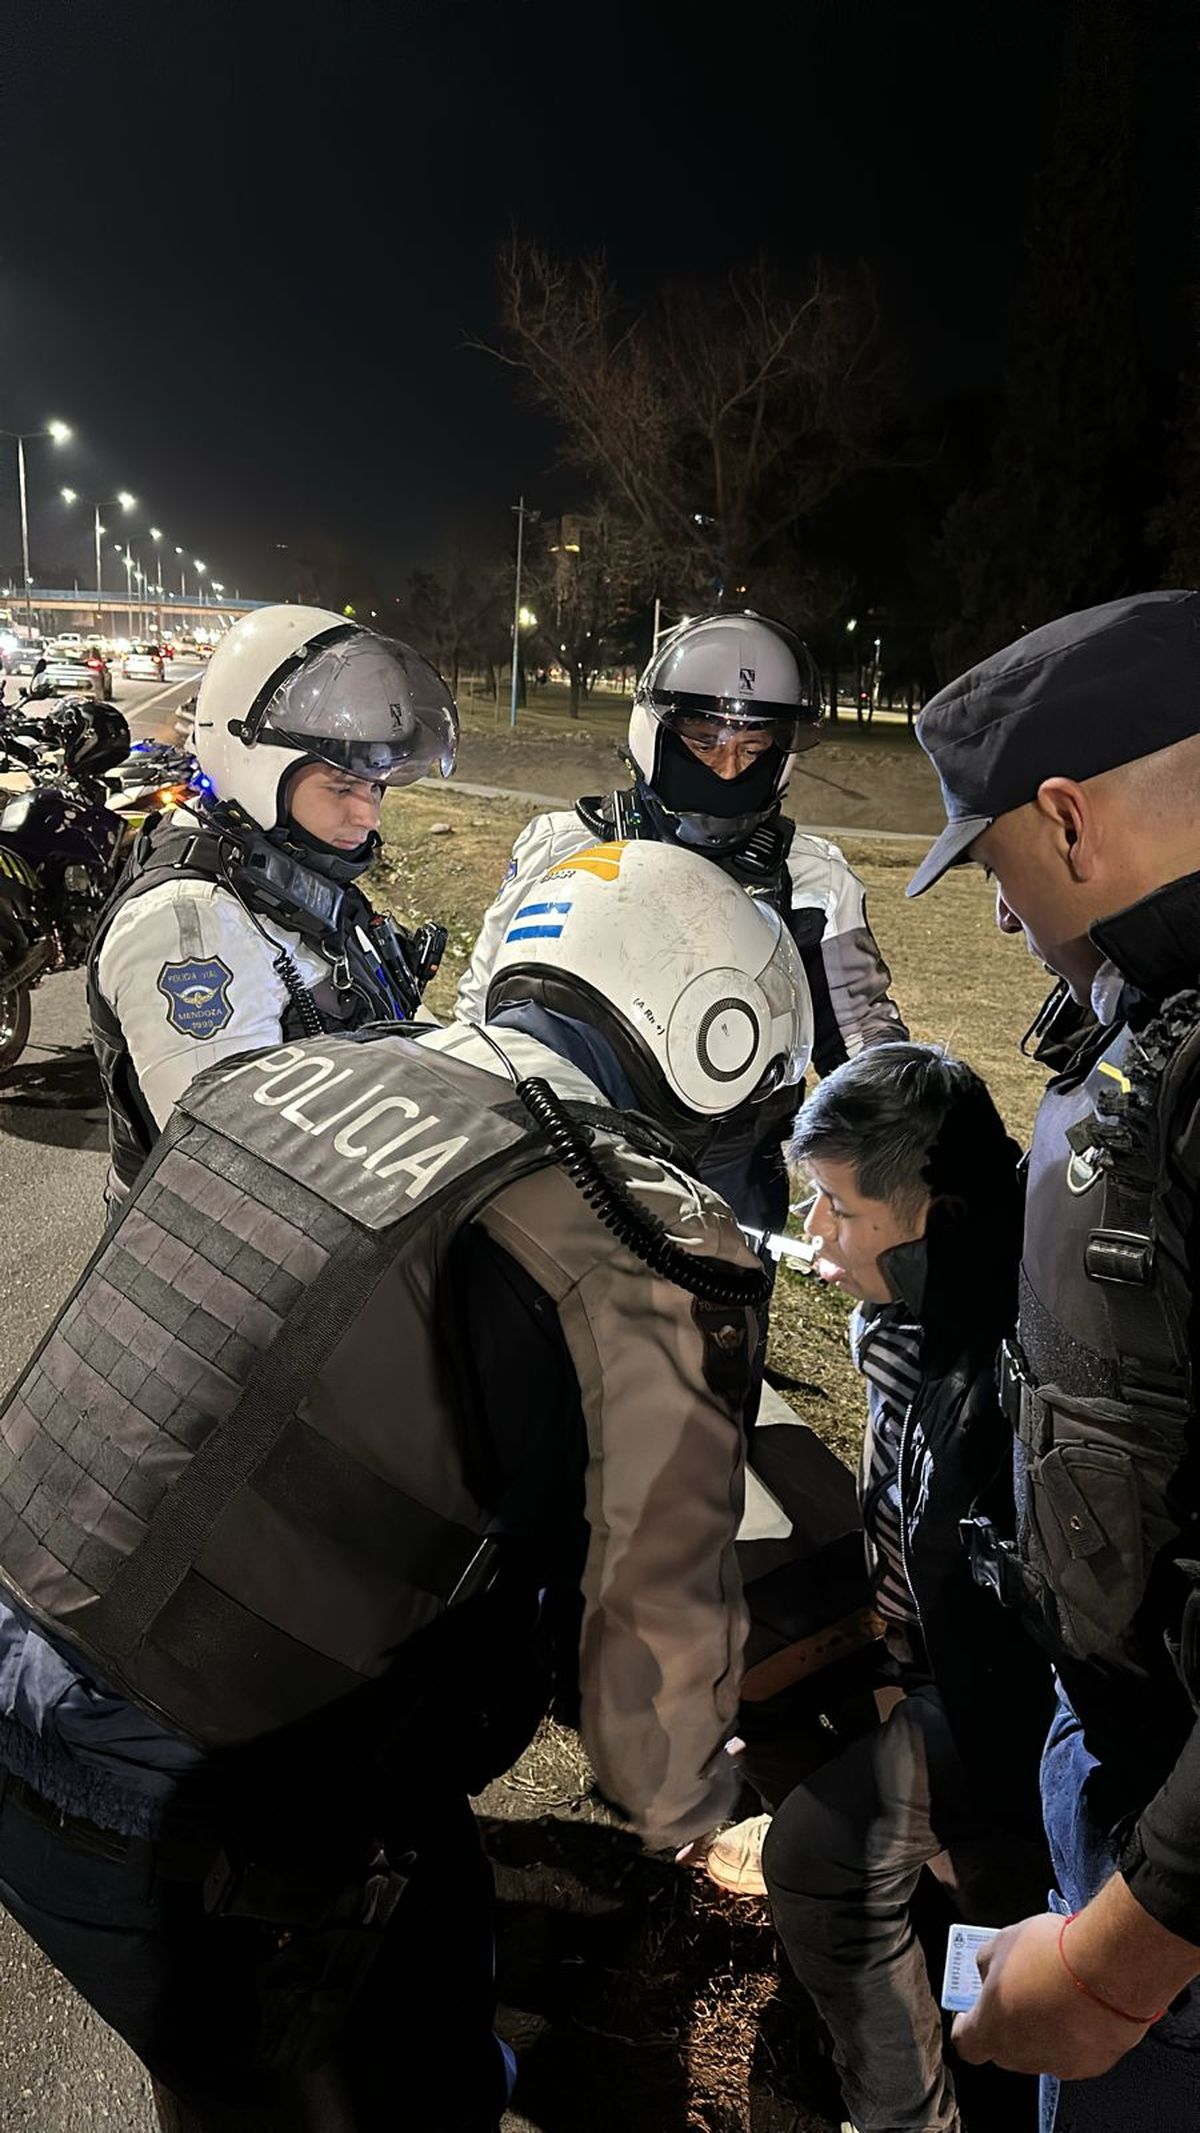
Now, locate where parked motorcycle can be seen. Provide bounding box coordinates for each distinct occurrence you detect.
[0,696,132,1068]
[104,738,198,830]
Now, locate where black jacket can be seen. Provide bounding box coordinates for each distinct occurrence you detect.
[894,1329,1055,1835]
[881,1157,1056,1837]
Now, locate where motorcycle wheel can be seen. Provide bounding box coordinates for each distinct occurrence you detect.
[0,983,31,1070]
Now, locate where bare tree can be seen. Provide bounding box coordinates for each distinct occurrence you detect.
[1149,282,1200,591]
[395,550,511,689]
[286,535,383,618]
[529,511,647,718]
[935,0,1147,674]
[482,240,891,608]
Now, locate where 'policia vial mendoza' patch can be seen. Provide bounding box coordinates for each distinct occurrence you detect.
[157,957,235,1038]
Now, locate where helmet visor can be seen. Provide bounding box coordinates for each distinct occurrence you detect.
[255,631,458,786]
[651,704,819,757]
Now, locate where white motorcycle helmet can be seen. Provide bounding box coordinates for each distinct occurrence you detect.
[629,609,822,852]
[192,604,458,835]
[485,840,813,1121]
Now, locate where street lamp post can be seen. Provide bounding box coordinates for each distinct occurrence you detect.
[195,562,207,608]
[2,420,71,636]
[150,528,164,636]
[845,615,860,722]
[175,546,186,601]
[62,488,135,628]
[509,498,531,729]
[115,546,136,640]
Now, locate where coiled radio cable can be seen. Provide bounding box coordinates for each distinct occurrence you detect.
[517,1075,769,1308]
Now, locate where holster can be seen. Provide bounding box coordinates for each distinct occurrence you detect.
[202,1842,411,2077]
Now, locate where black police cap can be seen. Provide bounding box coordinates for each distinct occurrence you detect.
[907,590,1200,898]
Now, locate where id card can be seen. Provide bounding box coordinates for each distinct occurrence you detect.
[940,1923,995,2013]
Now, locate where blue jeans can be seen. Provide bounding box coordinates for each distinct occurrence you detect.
[1040,1691,1200,2132]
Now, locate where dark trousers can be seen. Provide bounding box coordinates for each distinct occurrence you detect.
[762,1682,1046,2133]
[0,1774,508,2132]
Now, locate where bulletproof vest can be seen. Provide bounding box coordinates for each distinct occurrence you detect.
[984,990,1200,1699]
[0,1033,554,1746]
[87,814,401,1195]
[0,1030,757,1750]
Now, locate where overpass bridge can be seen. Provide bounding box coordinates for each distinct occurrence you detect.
[0,587,268,639]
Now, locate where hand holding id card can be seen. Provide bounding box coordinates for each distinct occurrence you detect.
[941,1923,996,2013]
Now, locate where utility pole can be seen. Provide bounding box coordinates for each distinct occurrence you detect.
[16,438,32,638]
[509,495,527,730]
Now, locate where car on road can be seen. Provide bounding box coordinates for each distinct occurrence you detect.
[2,637,48,678]
[40,646,113,702]
[121,643,166,682]
[51,633,84,652]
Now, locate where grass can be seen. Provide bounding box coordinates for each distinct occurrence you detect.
[454,677,931,756]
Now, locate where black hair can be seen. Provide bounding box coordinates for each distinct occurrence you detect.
[790,1041,1010,1218]
[791,1041,1023,1352]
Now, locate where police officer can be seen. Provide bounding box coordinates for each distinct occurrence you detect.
[0,839,810,2132]
[458,609,906,1233]
[907,590,1200,2129]
[89,603,458,1211]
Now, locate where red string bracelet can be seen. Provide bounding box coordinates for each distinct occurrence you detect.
[1057,1913,1168,2027]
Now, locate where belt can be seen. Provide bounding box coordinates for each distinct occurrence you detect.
[0,1766,215,1878]
[0,1766,139,1861]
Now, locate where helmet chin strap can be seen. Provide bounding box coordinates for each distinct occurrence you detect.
[638,781,781,854]
[278,815,380,884]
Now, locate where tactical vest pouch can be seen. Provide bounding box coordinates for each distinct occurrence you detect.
[1001,1341,1169,1662]
[1023,1429,1145,1660]
[1165,1561,1200,1716]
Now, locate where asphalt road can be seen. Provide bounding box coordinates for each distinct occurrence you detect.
[108,659,203,743]
[0,673,204,2127]
[0,962,159,2126]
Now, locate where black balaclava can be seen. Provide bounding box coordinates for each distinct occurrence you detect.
[654,730,783,820]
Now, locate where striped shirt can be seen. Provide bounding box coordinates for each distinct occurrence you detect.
[850,1304,924,1626]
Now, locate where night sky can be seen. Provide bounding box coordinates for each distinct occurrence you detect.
[1,0,1192,602]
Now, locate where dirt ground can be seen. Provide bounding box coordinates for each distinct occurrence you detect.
[371,757,1051,2133]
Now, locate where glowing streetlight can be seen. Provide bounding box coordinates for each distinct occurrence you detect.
[114,543,136,634]
[61,486,134,614]
[146,526,166,623]
[194,561,207,608]
[1,419,74,633]
[518,606,538,629]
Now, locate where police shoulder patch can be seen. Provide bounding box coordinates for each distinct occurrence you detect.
[157,957,235,1039]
